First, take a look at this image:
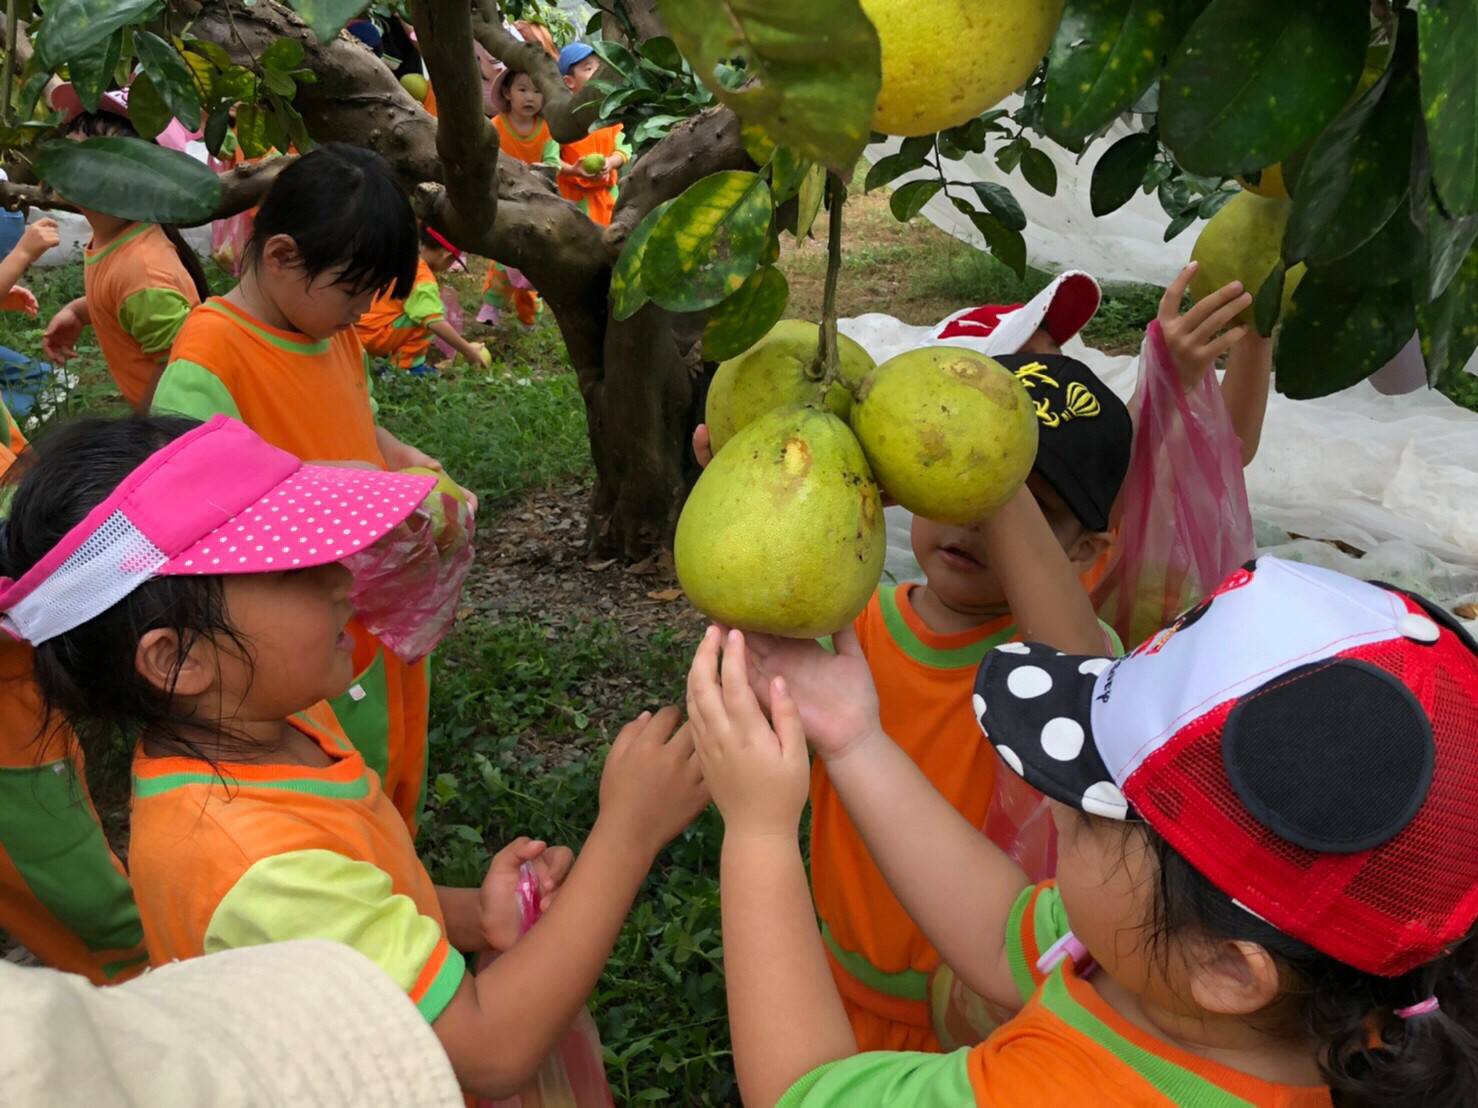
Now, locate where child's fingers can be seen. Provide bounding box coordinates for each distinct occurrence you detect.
[1191,291,1253,343]
[719,631,767,735]
[1159,263,1196,318]
[665,720,697,762]
[1202,325,1249,362]
[686,625,725,732]
[1179,280,1244,330]
[536,845,575,890]
[692,424,713,468]
[834,625,865,659]
[610,709,653,757]
[770,677,807,762]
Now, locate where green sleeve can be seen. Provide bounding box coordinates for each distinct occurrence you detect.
[400,278,445,328]
[1004,883,1071,1005]
[542,139,563,167]
[116,288,194,355]
[615,131,633,159]
[777,1048,976,1107]
[205,848,466,1023]
[1099,619,1125,657]
[151,359,242,421]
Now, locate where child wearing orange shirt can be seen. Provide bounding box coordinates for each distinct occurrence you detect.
[151,144,464,835]
[547,44,631,227]
[479,67,551,328]
[358,226,489,374]
[40,91,209,411]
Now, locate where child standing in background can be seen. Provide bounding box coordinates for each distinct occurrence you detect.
[40,89,209,411]
[480,67,550,329]
[548,44,630,227]
[357,226,489,373]
[150,144,463,835]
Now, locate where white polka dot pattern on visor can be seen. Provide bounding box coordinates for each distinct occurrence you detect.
[1040,717,1085,761]
[1082,781,1128,820]
[1006,665,1053,699]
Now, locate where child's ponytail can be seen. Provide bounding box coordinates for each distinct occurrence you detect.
[160,223,211,301]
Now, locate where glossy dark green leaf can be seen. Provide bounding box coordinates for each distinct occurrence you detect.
[1163,208,1198,241]
[34,137,222,224]
[611,200,674,321]
[660,0,882,173]
[1423,188,1478,301]
[1160,0,1366,176]
[1283,21,1418,267]
[1416,243,1478,385]
[889,179,941,222]
[702,266,790,360]
[204,106,232,157]
[34,0,159,67]
[644,171,774,312]
[1331,201,1423,289]
[17,71,52,122]
[769,146,809,205]
[1043,0,1188,151]
[995,137,1028,174]
[134,32,202,129]
[66,28,121,115]
[794,163,825,238]
[1090,131,1158,216]
[262,38,306,72]
[288,0,367,45]
[968,182,1026,232]
[126,72,171,141]
[641,36,686,73]
[235,101,270,159]
[593,39,641,76]
[968,210,1027,280]
[186,38,234,72]
[1020,147,1058,196]
[1275,270,1416,398]
[1252,259,1286,335]
[864,150,927,193]
[1418,0,1476,215]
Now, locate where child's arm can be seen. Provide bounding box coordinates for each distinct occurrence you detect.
[687,627,856,1108]
[426,319,490,367]
[372,425,479,512]
[741,630,1030,1012]
[43,296,91,366]
[983,485,1109,654]
[0,219,59,308]
[1219,330,1273,466]
[431,708,709,1098]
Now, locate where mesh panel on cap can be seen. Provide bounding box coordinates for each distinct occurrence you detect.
[1129,633,1478,976]
[3,510,166,644]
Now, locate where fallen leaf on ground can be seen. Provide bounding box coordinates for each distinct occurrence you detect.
[647,588,683,602]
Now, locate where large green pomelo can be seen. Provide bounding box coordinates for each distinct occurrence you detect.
[675,405,885,638]
[850,347,1038,524]
[706,321,876,454]
[1189,192,1306,325]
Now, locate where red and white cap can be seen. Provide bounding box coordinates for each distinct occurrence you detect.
[974,556,1478,977]
[0,416,436,646]
[931,270,1101,357]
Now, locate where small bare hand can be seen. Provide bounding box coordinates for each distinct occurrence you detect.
[1159,262,1252,392]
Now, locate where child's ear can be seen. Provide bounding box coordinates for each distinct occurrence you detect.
[1188,939,1282,1017]
[1067,528,1112,570]
[136,628,214,698]
[259,233,302,274]
[562,75,577,93]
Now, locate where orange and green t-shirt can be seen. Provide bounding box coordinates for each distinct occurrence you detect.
[493,114,553,166]
[152,299,433,837]
[83,222,201,410]
[0,405,147,985]
[546,123,630,226]
[128,702,465,1023]
[356,259,445,371]
[779,882,1334,1107]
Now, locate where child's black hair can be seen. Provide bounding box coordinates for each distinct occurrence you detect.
[64,112,212,302]
[1138,825,1478,1108]
[0,416,253,776]
[245,143,418,299]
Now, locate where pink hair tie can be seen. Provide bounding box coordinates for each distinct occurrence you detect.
[1394,996,1440,1019]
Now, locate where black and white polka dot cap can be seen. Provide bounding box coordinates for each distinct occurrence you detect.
[972,556,1469,830]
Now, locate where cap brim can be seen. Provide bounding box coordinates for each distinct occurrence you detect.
[974,642,1134,821]
[166,464,436,577]
[1031,453,1110,533]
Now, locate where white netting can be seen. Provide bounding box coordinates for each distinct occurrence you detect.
[2,510,166,644]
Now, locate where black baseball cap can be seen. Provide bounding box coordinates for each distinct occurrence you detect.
[993,353,1130,533]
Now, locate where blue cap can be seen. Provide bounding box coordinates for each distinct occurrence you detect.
[346,19,383,53]
[558,42,596,76]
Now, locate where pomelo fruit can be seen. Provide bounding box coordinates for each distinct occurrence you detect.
[1236,163,1288,200]
[403,466,471,554]
[400,73,429,102]
[860,0,1065,136]
[675,405,885,638]
[850,347,1038,523]
[580,153,607,174]
[705,320,876,454]
[1188,192,1306,325]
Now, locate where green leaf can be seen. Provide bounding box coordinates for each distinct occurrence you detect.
[1160,0,1366,177]
[611,200,675,321]
[1422,188,1478,301]
[795,163,825,239]
[1020,147,1058,196]
[1043,0,1187,151]
[995,137,1027,174]
[769,146,809,204]
[864,149,926,193]
[262,38,306,72]
[593,38,641,76]
[34,137,223,224]
[204,106,232,157]
[968,210,1027,280]
[235,101,270,159]
[1331,201,1423,289]
[134,31,202,129]
[968,182,1026,232]
[1275,270,1416,399]
[1283,21,1418,267]
[17,71,53,122]
[33,0,159,68]
[288,0,367,44]
[185,38,234,72]
[644,171,775,312]
[262,66,298,99]
[641,35,686,73]
[660,0,883,173]
[1418,0,1476,215]
[702,266,790,360]
[1416,243,1478,386]
[1252,259,1287,335]
[1090,131,1158,216]
[126,72,172,141]
[1163,208,1198,241]
[889,178,941,222]
[66,29,122,115]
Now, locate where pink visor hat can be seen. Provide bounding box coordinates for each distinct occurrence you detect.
[0,416,437,646]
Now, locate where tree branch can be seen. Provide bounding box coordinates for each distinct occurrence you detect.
[470,0,600,143]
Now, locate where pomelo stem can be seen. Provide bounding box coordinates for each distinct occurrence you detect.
[810,171,847,388]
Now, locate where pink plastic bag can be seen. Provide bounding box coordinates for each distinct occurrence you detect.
[341,486,475,664]
[1093,320,1256,651]
[474,864,616,1108]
